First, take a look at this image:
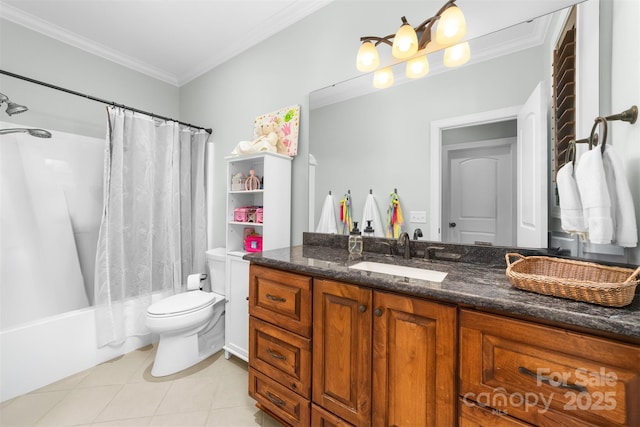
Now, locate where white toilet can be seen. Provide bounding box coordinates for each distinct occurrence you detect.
[146,248,227,377]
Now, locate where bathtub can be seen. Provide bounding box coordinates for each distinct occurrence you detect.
[0,306,152,402]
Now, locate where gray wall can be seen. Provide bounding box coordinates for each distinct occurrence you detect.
[0,20,178,138]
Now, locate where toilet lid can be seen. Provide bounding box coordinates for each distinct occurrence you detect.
[147,291,216,316]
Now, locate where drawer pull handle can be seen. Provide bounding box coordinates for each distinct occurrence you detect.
[266,391,286,406]
[267,348,287,361]
[374,308,383,317]
[518,366,588,393]
[359,305,367,313]
[266,294,286,303]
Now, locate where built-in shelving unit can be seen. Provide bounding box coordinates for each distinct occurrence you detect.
[223,151,292,361]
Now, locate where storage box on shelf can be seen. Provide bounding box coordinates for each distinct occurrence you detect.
[224,152,292,362]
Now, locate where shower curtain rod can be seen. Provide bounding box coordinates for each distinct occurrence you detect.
[0,69,213,135]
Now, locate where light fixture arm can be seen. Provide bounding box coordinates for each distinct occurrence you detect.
[360,0,458,50]
[360,35,394,47]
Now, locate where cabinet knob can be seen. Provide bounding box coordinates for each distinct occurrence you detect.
[359,305,367,313]
[374,308,383,317]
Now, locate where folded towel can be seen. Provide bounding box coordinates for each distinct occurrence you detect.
[361,193,384,237]
[315,194,338,234]
[575,148,614,244]
[603,145,638,247]
[557,162,587,235]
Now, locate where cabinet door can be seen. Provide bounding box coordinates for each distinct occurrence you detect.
[372,291,456,427]
[224,253,249,361]
[313,279,372,427]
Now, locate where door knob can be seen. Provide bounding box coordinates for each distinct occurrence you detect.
[449,222,457,228]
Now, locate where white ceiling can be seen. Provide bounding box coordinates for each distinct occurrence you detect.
[0,0,332,86]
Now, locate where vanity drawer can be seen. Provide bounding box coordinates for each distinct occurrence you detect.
[459,398,534,426]
[249,367,310,427]
[460,310,640,427]
[249,265,312,337]
[249,316,311,398]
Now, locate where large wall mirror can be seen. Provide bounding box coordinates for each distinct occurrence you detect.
[308,0,638,263]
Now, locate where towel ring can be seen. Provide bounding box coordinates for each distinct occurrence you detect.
[589,116,608,154]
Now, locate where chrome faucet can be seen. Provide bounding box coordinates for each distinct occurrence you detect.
[398,232,411,259]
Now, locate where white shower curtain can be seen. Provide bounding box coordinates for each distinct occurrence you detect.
[94,107,208,347]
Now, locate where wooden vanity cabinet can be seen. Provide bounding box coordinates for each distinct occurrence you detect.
[312,278,457,427]
[459,310,640,427]
[248,265,312,426]
[248,263,639,426]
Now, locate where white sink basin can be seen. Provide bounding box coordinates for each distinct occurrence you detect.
[349,261,448,283]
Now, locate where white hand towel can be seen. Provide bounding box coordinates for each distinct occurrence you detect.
[556,162,586,234]
[603,145,638,247]
[361,193,385,237]
[575,148,614,244]
[315,194,338,234]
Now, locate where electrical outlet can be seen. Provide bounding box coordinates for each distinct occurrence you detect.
[409,211,427,223]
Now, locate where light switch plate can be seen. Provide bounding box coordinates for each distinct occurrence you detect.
[409,211,427,223]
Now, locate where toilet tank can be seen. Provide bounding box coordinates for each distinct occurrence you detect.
[206,248,227,296]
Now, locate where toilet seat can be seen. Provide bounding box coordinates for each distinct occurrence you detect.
[147,291,217,318]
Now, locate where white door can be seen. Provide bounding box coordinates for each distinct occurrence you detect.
[224,252,249,362]
[443,139,516,246]
[517,82,548,248]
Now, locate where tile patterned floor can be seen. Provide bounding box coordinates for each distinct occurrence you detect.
[0,345,283,427]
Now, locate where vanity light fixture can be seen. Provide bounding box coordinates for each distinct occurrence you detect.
[356,0,469,86]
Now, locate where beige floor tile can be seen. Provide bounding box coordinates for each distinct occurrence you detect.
[155,377,217,415]
[205,405,263,427]
[149,410,209,427]
[186,352,248,380]
[90,416,152,426]
[209,370,255,410]
[34,369,93,394]
[0,390,68,426]
[78,355,150,388]
[94,382,172,422]
[262,413,285,427]
[35,385,122,426]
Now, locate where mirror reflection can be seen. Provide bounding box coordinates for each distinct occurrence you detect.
[309,0,639,264]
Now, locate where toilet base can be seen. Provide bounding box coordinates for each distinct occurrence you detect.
[150,312,225,377]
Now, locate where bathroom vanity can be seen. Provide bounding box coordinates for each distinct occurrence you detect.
[245,234,640,427]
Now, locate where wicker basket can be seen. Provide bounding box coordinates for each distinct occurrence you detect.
[505,253,640,307]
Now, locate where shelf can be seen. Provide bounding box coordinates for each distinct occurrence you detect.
[229,189,264,194]
[229,221,263,227]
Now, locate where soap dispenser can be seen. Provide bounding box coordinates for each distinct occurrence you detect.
[348,222,363,255]
[363,220,375,238]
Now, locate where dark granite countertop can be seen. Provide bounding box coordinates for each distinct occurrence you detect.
[244,235,640,341]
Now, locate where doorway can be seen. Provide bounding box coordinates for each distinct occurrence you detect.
[442,137,516,246]
[430,81,548,247]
